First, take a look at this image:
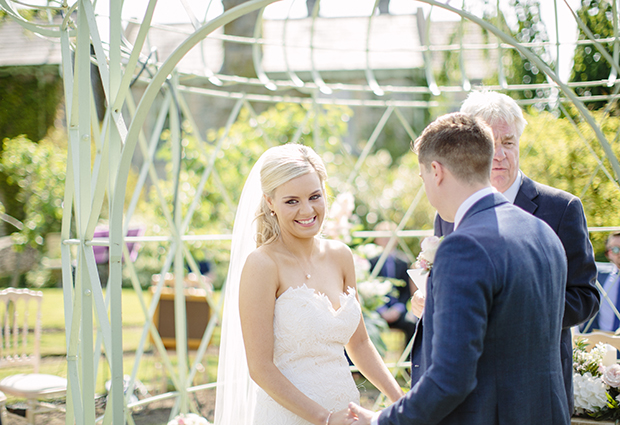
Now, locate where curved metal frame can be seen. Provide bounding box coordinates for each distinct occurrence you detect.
[1,0,620,423]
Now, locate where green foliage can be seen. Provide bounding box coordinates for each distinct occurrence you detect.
[475,0,553,102]
[0,134,66,253]
[0,66,63,144]
[502,0,552,101]
[134,102,435,287]
[569,0,618,111]
[0,66,63,231]
[519,109,620,256]
[134,103,355,287]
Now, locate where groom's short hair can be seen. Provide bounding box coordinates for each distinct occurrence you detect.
[413,112,494,184]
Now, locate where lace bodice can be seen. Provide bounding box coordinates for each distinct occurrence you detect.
[253,284,362,425]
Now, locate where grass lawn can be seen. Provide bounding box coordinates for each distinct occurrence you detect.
[1,287,222,395]
[2,286,408,406]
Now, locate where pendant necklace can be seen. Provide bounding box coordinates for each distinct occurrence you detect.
[283,239,314,281]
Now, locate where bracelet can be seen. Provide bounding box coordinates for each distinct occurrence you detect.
[325,411,332,425]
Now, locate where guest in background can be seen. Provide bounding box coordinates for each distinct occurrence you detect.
[582,232,620,333]
[368,221,417,345]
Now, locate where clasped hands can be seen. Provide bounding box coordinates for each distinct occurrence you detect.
[328,403,376,425]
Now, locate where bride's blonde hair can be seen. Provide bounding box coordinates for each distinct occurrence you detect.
[256,144,328,247]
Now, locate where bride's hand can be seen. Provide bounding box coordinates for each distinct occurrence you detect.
[329,407,358,425]
[347,402,374,425]
[410,290,425,318]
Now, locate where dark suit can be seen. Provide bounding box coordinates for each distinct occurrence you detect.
[434,175,599,414]
[369,254,417,344]
[379,193,569,425]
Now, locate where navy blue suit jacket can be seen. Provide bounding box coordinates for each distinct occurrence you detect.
[433,175,599,413]
[379,193,569,425]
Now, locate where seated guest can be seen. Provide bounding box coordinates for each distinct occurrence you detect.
[583,232,620,332]
[369,221,417,346]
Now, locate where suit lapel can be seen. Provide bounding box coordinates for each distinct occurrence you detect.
[514,175,539,214]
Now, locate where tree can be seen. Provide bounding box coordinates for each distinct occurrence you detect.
[0,66,63,235]
[501,0,552,101]
[519,109,620,257]
[569,0,617,111]
[220,0,260,77]
[0,133,66,253]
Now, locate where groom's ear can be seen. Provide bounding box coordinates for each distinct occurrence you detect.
[430,161,444,185]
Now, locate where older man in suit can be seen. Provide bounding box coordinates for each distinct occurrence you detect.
[349,113,569,425]
[432,91,599,414]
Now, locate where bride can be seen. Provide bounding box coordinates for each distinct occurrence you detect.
[215,144,403,425]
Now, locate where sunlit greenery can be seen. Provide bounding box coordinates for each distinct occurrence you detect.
[519,108,620,257]
[570,0,618,112]
[0,133,66,252]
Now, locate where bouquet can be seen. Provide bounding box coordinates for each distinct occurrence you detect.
[573,339,620,420]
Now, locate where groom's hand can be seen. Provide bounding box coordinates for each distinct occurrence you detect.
[330,407,359,425]
[348,402,375,425]
[411,290,425,318]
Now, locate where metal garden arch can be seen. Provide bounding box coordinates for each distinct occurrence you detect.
[1,0,620,424]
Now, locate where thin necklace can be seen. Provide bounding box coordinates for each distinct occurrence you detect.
[282,239,314,281]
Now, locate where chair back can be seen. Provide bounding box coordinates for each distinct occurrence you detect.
[0,288,43,373]
[573,330,620,353]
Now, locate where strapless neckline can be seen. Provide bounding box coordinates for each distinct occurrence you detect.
[278,284,356,315]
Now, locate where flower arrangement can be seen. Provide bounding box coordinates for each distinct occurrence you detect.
[573,339,620,420]
[167,413,210,425]
[323,192,356,243]
[352,243,406,355]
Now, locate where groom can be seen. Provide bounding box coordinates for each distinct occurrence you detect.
[348,113,569,424]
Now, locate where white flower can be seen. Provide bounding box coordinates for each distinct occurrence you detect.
[323,192,356,243]
[167,413,210,425]
[353,255,371,277]
[415,236,442,272]
[356,243,383,260]
[357,279,392,300]
[573,372,609,412]
[603,364,620,388]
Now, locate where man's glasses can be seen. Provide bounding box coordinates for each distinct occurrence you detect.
[609,246,620,254]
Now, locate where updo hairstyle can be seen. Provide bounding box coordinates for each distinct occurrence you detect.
[256,144,328,247]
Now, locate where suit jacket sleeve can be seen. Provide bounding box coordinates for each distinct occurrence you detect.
[556,197,599,329]
[378,234,491,425]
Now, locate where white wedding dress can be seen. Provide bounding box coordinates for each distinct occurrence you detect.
[253,284,362,425]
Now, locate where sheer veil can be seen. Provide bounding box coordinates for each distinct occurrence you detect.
[214,155,265,425]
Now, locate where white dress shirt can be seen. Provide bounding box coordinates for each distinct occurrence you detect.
[599,266,620,331]
[501,170,523,204]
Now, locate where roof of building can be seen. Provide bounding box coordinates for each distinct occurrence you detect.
[261,14,424,73]
[0,18,62,67]
[123,22,224,77]
[0,13,496,82]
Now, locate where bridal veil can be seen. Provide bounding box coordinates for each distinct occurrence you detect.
[214,154,265,425]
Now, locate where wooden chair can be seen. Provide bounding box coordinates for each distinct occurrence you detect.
[0,288,67,424]
[572,329,620,352]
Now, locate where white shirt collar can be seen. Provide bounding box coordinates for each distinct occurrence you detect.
[453,187,496,230]
[501,170,522,204]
